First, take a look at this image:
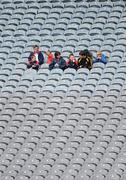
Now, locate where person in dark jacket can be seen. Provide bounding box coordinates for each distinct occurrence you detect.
[49,51,66,70]
[77,49,93,70]
[28,45,44,65]
[66,53,78,70]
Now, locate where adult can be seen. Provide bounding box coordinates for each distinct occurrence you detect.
[28,45,44,65]
[49,51,66,71]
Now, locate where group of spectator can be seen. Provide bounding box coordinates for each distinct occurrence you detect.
[27,45,109,71]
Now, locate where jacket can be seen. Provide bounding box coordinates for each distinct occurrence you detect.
[49,57,66,70]
[93,54,108,64]
[47,53,54,64]
[66,59,78,69]
[78,56,92,70]
[28,51,44,65]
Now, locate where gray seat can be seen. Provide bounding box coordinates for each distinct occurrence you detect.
[13,0,24,4]
[105,33,117,42]
[103,38,115,46]
[102,27,114,35]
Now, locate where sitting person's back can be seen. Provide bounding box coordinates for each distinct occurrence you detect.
[28,45,44,65]
[93,51,109,64]
[49,51,66,71]
[66,54,78,70]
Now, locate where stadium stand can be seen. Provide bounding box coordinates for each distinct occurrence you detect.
[0,0,126,180]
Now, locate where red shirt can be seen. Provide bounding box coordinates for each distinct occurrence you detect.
[66,59,78,65]
[47,53,54,64]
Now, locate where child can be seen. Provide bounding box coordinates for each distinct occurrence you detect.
[66,54,78,70]
[46,50,54,64]
[93,51,109,64]
[27,55,39,71]
[78,49,93,70]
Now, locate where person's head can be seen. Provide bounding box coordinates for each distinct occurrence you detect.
[97,51,102,59]
[55,51,61,59]
[79,50,86,58]
[69,54,76,61]
[33,45,39,53]
[83,49,92,57]
[31,55,36,62]
[46,50,51,56]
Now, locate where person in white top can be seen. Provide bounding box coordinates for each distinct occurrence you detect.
[28,45,44,66]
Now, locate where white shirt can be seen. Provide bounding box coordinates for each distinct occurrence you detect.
[35,53,39,62]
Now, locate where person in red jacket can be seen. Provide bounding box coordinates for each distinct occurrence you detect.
[66,53,78,70]
[46,50,54,64]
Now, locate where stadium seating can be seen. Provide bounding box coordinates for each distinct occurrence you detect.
[0,0,126,180]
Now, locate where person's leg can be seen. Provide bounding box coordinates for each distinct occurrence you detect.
[27,63,32,69]
[32,65,39,71]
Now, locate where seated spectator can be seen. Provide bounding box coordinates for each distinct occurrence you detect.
[46,50,54,64]
[49,51,66,71]
[66,53,78,70]
[27,54,39,71]
[77,49,93,70]
[28,45,44,65]
[93,51,109,64]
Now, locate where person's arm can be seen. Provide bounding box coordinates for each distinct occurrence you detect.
[77,58,81,67]
[79,58,87,68]
[66,60,69,66]
[88,57,93,69]
[27,52,33,65]
[49,59,55,70]
[93,57,99,64]
[28,52,33,61]
[101,54,108,64]
[106,53,110,58]
[38,52,44,65]
[85,57,91,69]
[77,58,81,66]
[59,58,66,69]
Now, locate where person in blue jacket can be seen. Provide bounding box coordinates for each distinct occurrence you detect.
[93,51,109,65]
[28,45,44,65]
[49,51,66,71]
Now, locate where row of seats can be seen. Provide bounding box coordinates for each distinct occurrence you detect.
[0,0,125,5]
[0,36,126,64]
[0,61,126,92]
